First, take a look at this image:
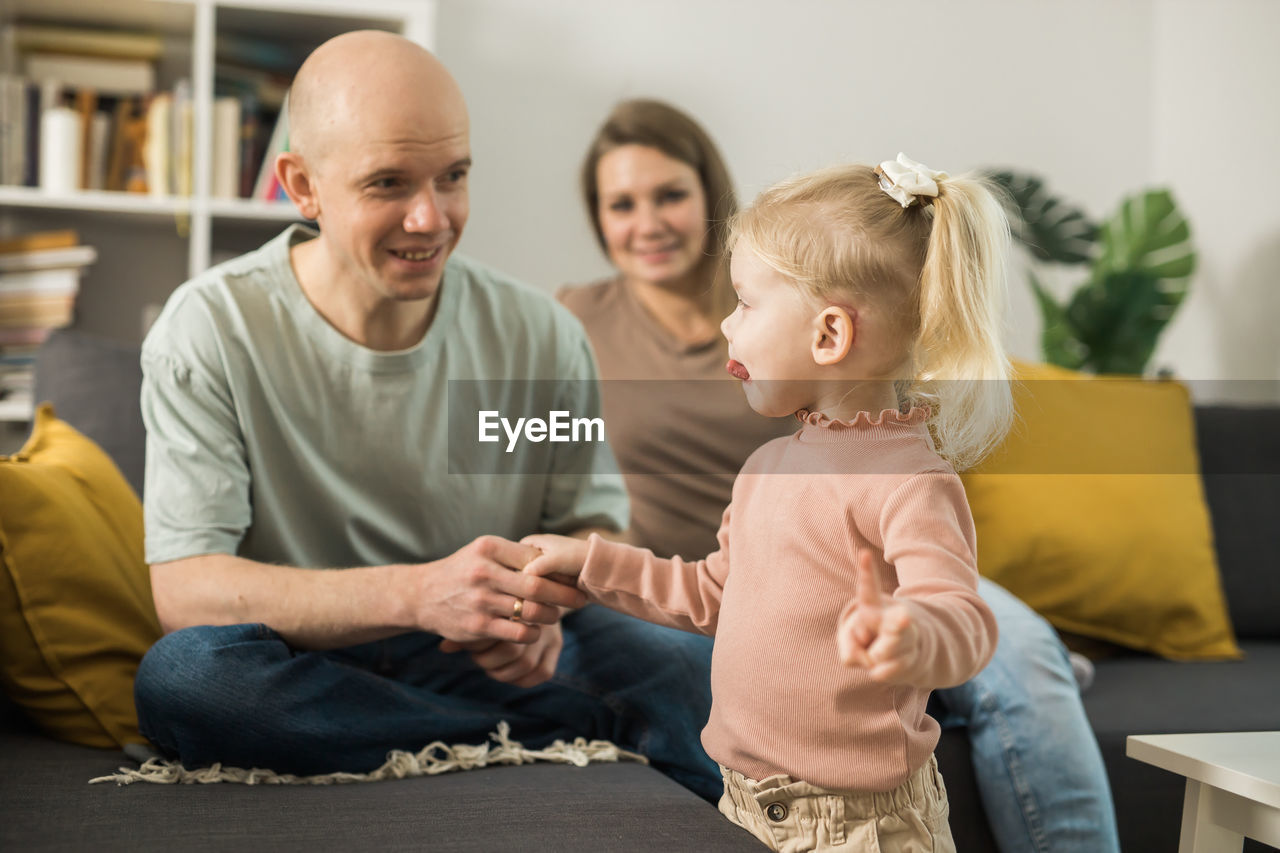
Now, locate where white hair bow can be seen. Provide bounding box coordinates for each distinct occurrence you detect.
[876,153,948,208]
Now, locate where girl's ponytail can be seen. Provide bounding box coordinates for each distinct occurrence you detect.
[904,174,1013,469]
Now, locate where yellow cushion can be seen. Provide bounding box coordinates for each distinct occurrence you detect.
[961,362,1241,660]
[0,404,161,746]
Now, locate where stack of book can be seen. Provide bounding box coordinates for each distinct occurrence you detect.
[1,23,168,193]
[213,33,303,200]
[0,229,97,422]
[0,21,303,199]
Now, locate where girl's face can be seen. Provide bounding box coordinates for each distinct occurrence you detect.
[596,144,709,291]
[720,243,823,418]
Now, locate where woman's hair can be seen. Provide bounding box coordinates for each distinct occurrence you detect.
[581,99,738,322]
[730,163,1013,470]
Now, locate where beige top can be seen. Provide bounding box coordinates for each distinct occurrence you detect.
[557,278,794,558]
[579,408,998,791]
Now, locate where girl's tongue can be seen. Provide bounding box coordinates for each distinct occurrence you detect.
[726,359,750,381]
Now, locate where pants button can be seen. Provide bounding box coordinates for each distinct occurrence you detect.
[765,802,788,822]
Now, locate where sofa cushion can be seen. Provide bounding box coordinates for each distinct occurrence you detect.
[1194,405,1280,639]
[961,362,1240,660]
[1084,641,1280,737]
[33,329,145,497]
[0,404,160,747]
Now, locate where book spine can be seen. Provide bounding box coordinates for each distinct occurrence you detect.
[0,327,53,346]
[87,110,110,191]
[172,79,193,197]
[252,92,289,200]
[22,82,39,186]
[0,244,96,271]
[237,94,260,199]
[0,268,83,293]
[211,95,241,199]
[23,51,156,97]
[74,88,97,190]
[144,92,171,197]
[0,293,77,328]
[11,24,165,61]
[0,229,79,254]
[0,75,20,186]
[38,105,80,193]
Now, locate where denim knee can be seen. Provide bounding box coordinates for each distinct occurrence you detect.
[977,579,1074,687]
[934,581,1075,722]
[134,624,274,743]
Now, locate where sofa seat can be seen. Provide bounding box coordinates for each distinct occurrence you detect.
[0,697,761,852]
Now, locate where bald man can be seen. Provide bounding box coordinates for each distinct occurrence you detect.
[133,31,719,800]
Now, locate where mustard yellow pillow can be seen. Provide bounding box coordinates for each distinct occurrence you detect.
[960,362,1241,660]
[0,404,161,746]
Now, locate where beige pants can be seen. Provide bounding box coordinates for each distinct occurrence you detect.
[718,755,956,853]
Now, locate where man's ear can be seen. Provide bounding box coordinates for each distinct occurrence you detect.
[811,306,855,366]
[276,152,320,221]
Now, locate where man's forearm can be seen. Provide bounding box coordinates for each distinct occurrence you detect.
[150,555,417,650]
[150,535,587,653]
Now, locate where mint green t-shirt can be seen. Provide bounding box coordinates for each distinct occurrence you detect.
[141,225,627,568]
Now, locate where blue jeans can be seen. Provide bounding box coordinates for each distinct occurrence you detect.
[134,605,721,801]
[930,578,1121,853]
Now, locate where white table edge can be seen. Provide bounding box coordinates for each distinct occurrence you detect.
[1127,733,1280,811]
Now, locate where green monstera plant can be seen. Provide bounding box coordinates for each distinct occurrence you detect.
[987,171,1197,375]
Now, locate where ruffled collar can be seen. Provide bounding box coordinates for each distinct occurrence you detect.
[794,406,931,431]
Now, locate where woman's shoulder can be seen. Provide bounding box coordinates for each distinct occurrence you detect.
[555,277,626,321]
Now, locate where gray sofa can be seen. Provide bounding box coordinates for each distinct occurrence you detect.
[4,329,1278,852]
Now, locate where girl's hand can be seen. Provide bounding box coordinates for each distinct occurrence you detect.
[520,534,591,585]
[837,549,921,683]
[438,623,564,688]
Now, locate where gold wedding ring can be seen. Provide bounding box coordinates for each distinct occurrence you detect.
[511,598,524,621]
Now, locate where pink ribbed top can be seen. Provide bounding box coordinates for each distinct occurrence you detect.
[579,408,997,791]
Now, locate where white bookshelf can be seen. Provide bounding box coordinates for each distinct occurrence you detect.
[0,0,436,423]
[0,184,191,218]
[0,185,303,222]
[206,198,309,222]
[1,0,436,277]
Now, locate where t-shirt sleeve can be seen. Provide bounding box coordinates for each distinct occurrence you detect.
[537,315,629,536]
[140,303,251,565]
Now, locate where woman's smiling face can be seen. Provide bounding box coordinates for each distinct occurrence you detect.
[595,144,709,291]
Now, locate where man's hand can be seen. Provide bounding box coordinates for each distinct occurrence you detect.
[520,534,591,585]
[409,535,587,645]
[837,549,921,683]
[439,622,564,688]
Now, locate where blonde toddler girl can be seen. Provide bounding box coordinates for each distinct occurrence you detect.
[525,154,1014,852]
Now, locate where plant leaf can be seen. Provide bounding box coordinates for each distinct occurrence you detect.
[1094,188,1196,295]
[1030,271,1087,370]
[1069,188,1198,373]
[1068,269,1168,375]
[987,170,1098,265]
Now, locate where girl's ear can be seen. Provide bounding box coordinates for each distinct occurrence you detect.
[812,306,855,366]
[276,152,321,221]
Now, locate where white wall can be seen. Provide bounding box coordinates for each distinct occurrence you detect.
[436,0,1279,401]
[1149,0,1280,399]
